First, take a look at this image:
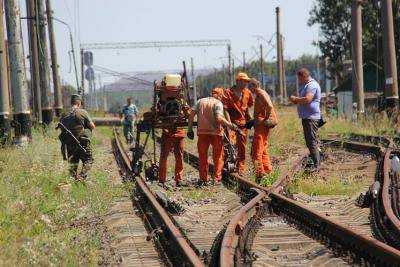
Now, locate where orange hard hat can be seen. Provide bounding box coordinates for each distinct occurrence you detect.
[236,72,251,82]
[211,87,225,97]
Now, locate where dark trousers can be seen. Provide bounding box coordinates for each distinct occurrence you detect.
[301,119,320,167]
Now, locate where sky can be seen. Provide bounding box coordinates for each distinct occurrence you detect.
[20,0,320,86]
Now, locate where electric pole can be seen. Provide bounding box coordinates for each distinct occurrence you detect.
[46,0,62,116]
[232,59,235,78]
[0,0,10,142]
[324,57,331,95]
[190,57,197,103]
[26,0,41,123]
[276,7,284,104]
[37,0,53,124]
[281,36,287,101]
[260,44,264,88]
[4,0,32,143]
[351,0,365,114]
[242,51,246,72]
[227,44,232,86]
[381,0,398,111]
[80,49,84,96]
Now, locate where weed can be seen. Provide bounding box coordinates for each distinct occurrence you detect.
[0,128,123,265]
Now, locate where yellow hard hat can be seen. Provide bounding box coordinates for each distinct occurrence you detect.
[235,72,251,82]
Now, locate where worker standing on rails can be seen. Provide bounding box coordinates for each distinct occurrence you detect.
[187,88,239,186]
[121,97,138,144]
[58,94,95,181]
[289,68,322,170]
[246,79,278,183]
[222,72,254,175]
[159,126,185,187]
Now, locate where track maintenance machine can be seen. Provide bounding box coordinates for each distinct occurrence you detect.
[130,62,237,181]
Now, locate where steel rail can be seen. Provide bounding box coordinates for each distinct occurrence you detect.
[380,142,400,248]
[219,189,267,267]
[220,139,400,266]
[337,134,400,249]
[113,128,204,267]
[108,121,400,265]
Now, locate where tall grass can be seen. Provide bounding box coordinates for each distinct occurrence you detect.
[0,129,123,265]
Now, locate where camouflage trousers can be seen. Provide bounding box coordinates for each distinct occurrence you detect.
[66,138,93,180]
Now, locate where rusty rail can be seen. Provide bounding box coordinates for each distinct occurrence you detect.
[372,142,400,249]
[113,128,204,267]
[220,139,400,266]
[113,123,400,265]
[219,188,266,267]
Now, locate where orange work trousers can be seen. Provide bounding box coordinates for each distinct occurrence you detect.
[159,135,184,183]
[229,129,248,174]
[198,134,224,182]
[251,127,272,178]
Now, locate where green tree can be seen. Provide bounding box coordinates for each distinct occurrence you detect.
[309,0,399,83]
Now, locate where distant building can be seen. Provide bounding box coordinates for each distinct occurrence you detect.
[333,64,384,118]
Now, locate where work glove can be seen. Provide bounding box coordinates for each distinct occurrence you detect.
[264,119,277,129]
[187,129,195,140]
[244,119,255,129]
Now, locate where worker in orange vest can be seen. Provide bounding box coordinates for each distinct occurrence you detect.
[222,72,254,175]
[159,127,185,187]
[246,79,278,182]
[187,88,239,185]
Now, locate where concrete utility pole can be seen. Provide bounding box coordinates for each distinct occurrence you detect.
[381,0,398,110]
[45,0,62,116]
[4,0,32,143]
[232,59,235,78]
[324,57,331,95]
[351,0,365,114]
[37,0,53,124]
[99,74,107,112]
[276,7,284,104]
[280,32,287,101]
[0,0,10,141]
[260,44,264,88]
[222,63,226,88]
[80,49,84,96]
[26,0,42,123]
[242,51,246,72]
[190,57,197,103]
[227,44,232,86]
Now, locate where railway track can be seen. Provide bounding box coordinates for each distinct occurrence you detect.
[111,124,400,266]
[112,128,204,266]
[336,133,400,250]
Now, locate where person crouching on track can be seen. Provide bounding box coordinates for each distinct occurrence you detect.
[222,72,254,175]
[58,94,95,181]
[246,79,278,183]
[159,126,185,187]
[187,88,239,186]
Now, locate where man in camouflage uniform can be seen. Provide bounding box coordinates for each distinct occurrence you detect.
[59,94,95,181]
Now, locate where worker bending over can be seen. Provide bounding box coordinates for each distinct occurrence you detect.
[159,126,185,187]
[187,88,239,185]
[222,72,254,175]
[247,79,278,182]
